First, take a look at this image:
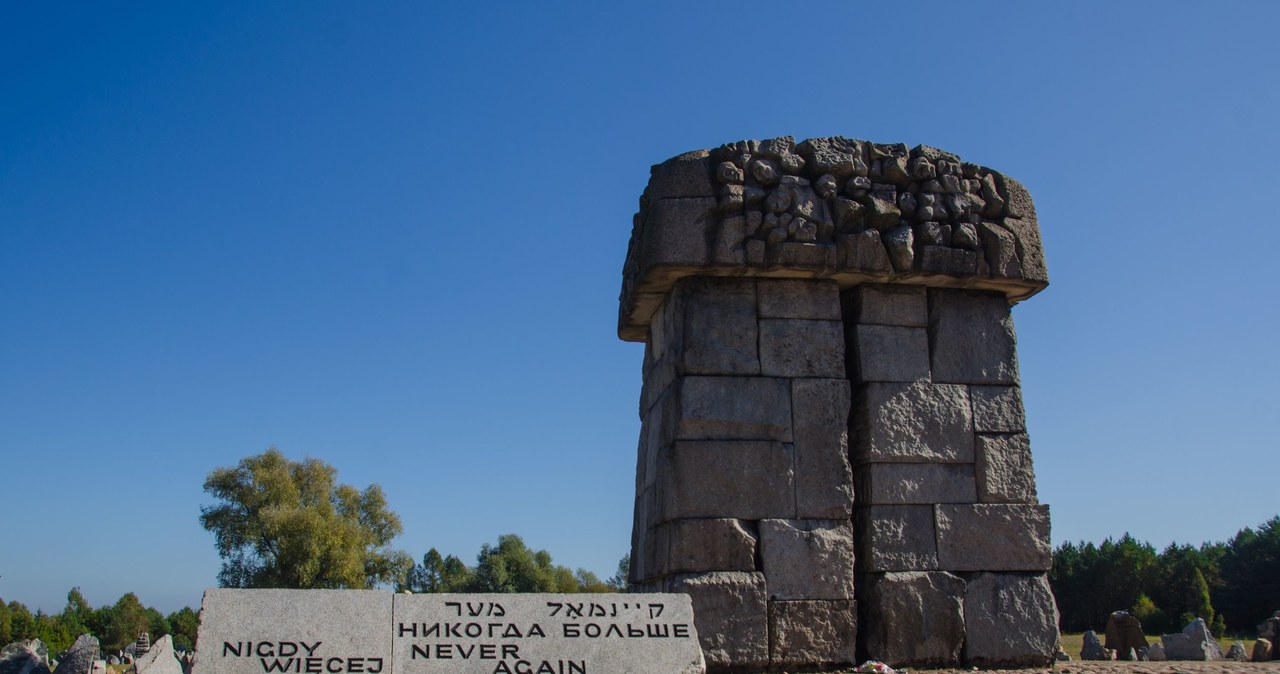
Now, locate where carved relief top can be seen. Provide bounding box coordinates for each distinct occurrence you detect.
[619,136,1048,341]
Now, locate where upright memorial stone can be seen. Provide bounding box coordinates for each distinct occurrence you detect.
[619,136,1058,670]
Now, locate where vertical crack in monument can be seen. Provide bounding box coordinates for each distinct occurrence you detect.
[619,136,1059,671]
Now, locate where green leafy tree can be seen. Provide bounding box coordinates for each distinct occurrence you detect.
[145,606,171,641]
[200,448,413,589]
[1050,535,1159,632]
[62,588,92,637]
[468,534,618,593]
[87,604,115,643]
[166,607,200,652]
[7,601,36,642]
[1131,594,1168,634]
[32,610,75,654]
[0,599,12,645]
[104,593,150,652]
[1217,515,1280,631]
[607,555,630,591]
[402,549,473,593]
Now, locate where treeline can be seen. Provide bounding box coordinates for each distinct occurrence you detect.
[398,534,627,594]
[0,589,199,655]
[1050,515,1280,635]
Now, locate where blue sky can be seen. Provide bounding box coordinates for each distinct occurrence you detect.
[2,2,1277,615]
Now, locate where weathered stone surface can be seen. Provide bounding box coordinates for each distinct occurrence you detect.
[1228,642,1249,661]
[838,229,892,273]
[929,288,1018,385]
[850,325,930,382]
[673,376,792,442]
[860,572,966,667]
[851,382,974,464]
[963,573,1059,667]
[646,150,716,200]
[856,505,939,572]
[759,519,855,600]
[844,284,928,327]
[657,441,794,521]
[768,600,856,669]
[975,433,1038,503]
[666,278,759,376]
[883,225,914,272]
[919,246,979,276]
[620,138,1049,341]
[757,279,840,320]
[791,378,853,519]
[638,197,716,270]
[1162,618,1224,660]
[659,518,757,575]
[134,636,181,674]
[855,463,976,505]
[971,385,1026,432]
[935,504,1051,571]
[0,641,52,674]
[1254,638,1273,662]
[1148,641,1167,661]
[758,319,845,378]
[994,174,1048,283]
[1259,613,1280,652]
[1082,630,1108,660]
[978,220,1023,278]
[55,636,98,674]
[668,572,768,670]
[1104,610,1149,661]
[198,590,390,674]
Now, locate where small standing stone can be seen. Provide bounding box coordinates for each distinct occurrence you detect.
[0,640,53,674]
[1080,630,1107,661]
[1148,641,1166,661]
[1254,638,1273,662]
[56,635,100,674]
[1227,641,1249,661]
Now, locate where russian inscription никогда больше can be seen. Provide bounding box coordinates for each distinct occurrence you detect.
[195,589,704,674]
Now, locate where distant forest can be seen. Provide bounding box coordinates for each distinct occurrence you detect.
[1049,515,1279,635]
[0,589,197,655]
[3,516,1276,654]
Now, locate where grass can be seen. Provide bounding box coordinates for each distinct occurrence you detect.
[1058,632,1256,659]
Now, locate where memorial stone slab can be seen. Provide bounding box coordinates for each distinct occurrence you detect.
[197,589,391,674]
[394,593,703,674]
[196,590,704,674]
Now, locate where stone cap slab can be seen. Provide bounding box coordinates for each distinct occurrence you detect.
[620,137,1048,341]
[195,589,704,674]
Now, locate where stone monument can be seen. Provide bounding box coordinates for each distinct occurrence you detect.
[619,136,1058,670]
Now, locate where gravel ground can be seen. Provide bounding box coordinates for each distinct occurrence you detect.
[908,662,1280,674]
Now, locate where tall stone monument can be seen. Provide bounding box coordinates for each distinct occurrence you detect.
[619,137,1059,671]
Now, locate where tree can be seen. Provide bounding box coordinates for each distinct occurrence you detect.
[402,549,473,593]
[404,535,622,594]
[6,601,35,644]
[607,555,630,591]
[0,599,11,645]
[200,448,413,589]
[166,607,200,652]
[103,592,150,653]
[1217,515,1280,631]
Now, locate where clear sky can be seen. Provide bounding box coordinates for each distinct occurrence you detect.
[2,2,1277,615]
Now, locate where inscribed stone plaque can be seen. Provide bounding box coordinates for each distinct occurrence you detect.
[196,590,704,674]
[197,589,392,674]
[392,593,704,674]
